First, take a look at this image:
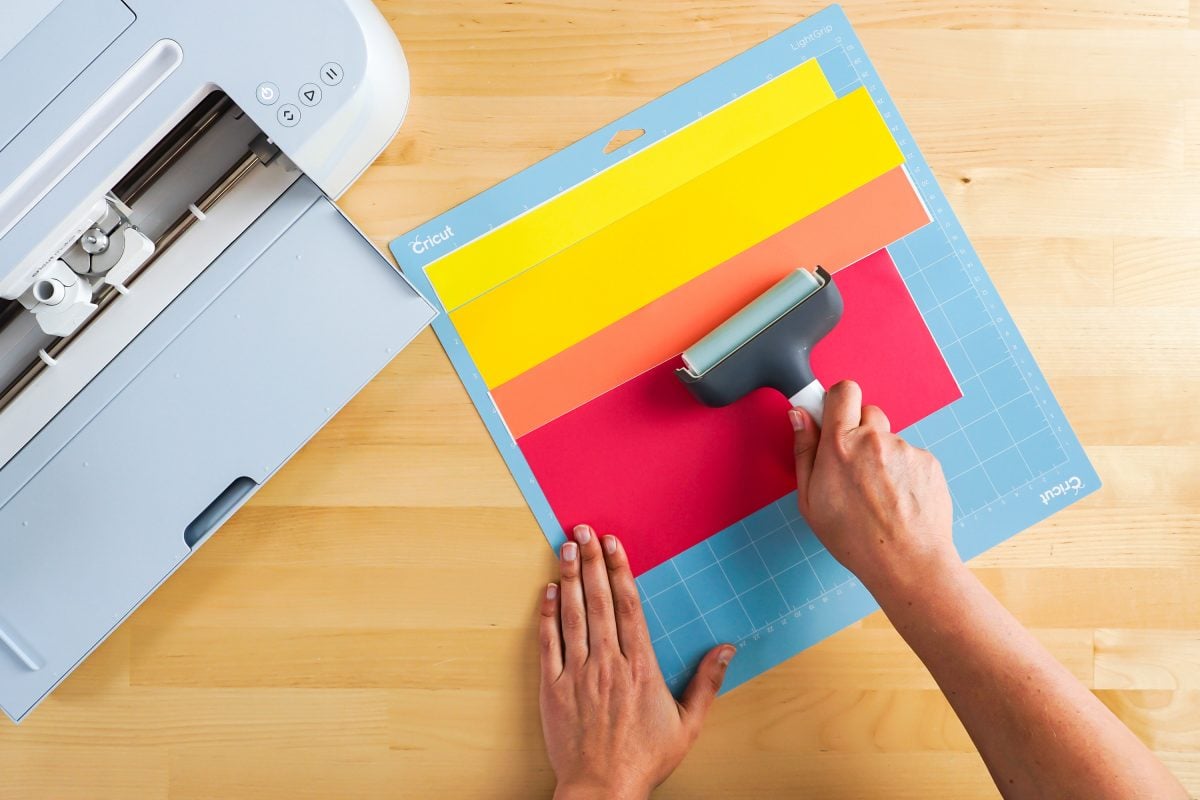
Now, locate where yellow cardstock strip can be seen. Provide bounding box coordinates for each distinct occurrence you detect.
[452,88,905,389]
[425,59,836,311]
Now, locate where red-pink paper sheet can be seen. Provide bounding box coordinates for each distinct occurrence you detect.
[516,248,961,576]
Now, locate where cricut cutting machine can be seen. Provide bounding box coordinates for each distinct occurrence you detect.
[0,0,435,722]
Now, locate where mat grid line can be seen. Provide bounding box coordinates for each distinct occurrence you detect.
[924,211,1057,481]
[942,424,1052,484]
[651,516,861,679]
[642,568,689,674]
[643,516,817,603]
[707,539,759,645]
[921,387,1032,450]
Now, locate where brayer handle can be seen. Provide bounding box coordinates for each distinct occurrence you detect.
[789,380,826,428]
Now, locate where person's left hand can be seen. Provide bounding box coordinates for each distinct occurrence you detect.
[539,524,735,800]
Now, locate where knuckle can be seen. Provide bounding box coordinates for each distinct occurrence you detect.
[561,609,586,632]
[928,456,946,479]
[634,657,660,684]
[605,550,628,570]
[606,565,631,585]
[539,630,557,652]
[586,592,611,616]
[591,660,615,690]
[628,654,651,679]
[615,592,641,618]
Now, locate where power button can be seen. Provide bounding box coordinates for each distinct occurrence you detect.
[256,82,280,106]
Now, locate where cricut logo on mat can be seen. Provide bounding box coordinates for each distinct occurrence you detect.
[410,224,455,255]
[1040,476,1084,505]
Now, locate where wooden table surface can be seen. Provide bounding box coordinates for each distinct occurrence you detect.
[5,2,1200,797]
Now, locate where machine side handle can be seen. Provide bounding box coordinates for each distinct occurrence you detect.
[183,476,258,549]
[0,618,43,671]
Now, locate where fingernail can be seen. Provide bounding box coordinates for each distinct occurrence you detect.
[562,542,577,562]
[546,584,558,600]
[574,525,592,545]
[603,535,617,554]
[788,409,805,432]
[718,646,735,666]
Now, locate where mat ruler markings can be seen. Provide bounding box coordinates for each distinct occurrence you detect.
[841,31,1072,509]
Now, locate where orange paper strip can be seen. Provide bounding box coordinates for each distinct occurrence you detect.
[491,167,930,438]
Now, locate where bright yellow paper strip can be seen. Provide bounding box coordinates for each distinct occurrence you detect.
[452,88,904,389]
[425,59,836,310]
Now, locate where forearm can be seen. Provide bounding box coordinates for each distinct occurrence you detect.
[868,552,1186,800]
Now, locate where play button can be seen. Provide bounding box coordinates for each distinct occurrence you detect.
[298,82,322,107]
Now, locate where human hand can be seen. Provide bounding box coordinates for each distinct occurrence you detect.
[539,525,736,800]
[790,380,957,596]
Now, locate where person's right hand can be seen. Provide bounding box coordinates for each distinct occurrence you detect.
[789,380,957,594]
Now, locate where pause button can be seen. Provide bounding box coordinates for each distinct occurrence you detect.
[320,62,344,86]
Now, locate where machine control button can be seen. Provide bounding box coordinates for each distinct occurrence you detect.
[320,62,344,86]
[256,82,280,105]
[277,103,301,127]
[299,82,322,106]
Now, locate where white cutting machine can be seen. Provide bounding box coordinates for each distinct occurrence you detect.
[0,0,435,722]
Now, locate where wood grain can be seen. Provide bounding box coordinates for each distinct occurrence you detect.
[4,2,1199,797]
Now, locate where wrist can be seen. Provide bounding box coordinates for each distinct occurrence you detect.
[554,778,650,800]
[860,537,966,612]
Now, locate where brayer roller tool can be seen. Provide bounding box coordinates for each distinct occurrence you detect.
[676,267,844,426]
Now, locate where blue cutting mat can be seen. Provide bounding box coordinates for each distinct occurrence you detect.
[391,4,1100,695]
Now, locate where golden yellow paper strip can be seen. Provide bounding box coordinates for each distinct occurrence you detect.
[425,59,836,310]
